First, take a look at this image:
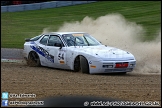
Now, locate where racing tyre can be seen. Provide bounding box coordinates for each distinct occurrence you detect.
[80,56,89,74]
[27,51,41,67]
[74,56,80,72]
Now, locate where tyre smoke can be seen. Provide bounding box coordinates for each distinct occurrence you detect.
[43,13,161,74]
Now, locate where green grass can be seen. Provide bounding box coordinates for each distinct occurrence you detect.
[1,1,161,48]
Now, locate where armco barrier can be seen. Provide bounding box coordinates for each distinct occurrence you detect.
[1,1,97,13]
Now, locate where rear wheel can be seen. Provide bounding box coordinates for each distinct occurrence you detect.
[80,56,89,74]
[27,51,41,67]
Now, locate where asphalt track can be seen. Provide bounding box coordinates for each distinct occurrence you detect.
[1,48,24,62]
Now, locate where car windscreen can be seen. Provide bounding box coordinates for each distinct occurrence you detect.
[62,33,101,46]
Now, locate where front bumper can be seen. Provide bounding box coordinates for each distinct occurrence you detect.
[89,60,136,74]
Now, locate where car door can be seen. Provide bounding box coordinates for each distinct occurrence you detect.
[44,35,69,69]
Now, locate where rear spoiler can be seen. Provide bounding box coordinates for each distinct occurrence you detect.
[25,38,31,42]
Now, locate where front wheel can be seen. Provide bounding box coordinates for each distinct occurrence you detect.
[27,51,41,67]
[80,56,89,74]
[74,56,80,72]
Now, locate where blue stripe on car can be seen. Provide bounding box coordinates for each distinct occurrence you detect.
[30,45,54,63]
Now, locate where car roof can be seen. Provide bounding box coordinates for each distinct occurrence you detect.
[43,32,87,35]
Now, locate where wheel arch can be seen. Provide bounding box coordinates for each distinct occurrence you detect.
[73,54,89,72]
[28,50,39,59]
[27,50,41,66]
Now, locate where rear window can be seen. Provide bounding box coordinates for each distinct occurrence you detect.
[30,35,42,41]
[39,35,49,45]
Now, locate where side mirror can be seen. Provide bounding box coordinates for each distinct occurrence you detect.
[54,43,62,49]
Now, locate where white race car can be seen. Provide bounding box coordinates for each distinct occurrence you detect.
[23,32,136,74]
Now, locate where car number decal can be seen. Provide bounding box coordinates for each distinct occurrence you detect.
[58,52,64,60]
[58,51,65,64]
[30,45,54,63]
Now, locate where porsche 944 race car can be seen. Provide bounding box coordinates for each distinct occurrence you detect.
[23,32,136,74]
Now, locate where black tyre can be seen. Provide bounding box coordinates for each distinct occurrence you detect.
[27,51,41,67]
[80,56,89,74]
[73,56,80,72]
